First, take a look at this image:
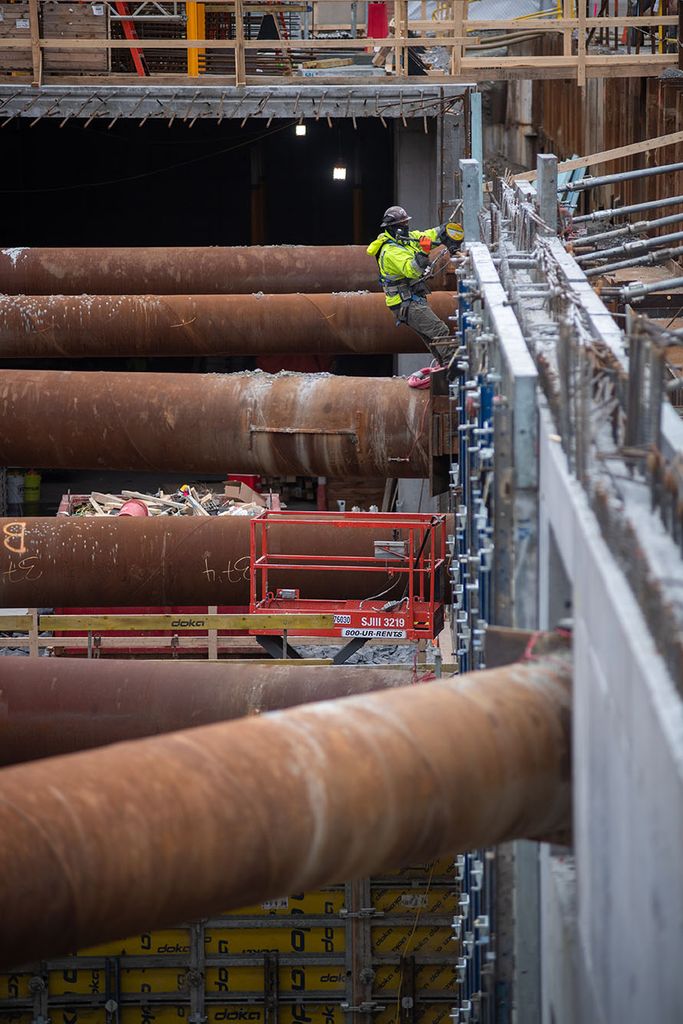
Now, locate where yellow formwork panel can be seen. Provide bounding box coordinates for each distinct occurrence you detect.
[223,891,345,917]
[204,966,346,994]
[376,1005,453,1024]
[0,861,459,1024]
[371,888,458,915]
[204,927,343,956]
[81,929,190,957]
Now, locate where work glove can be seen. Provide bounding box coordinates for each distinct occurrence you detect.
[414,251,430,270]
[418,235,432,255]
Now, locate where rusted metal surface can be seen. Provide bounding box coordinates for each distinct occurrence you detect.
[0,370,430,478]
[0,246,455,296]
[0,660,415,766]
[0,652,572,968]
[0,292,454,358]
[0,516,414,607]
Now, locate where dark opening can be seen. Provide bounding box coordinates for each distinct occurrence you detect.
[1,117,394,247]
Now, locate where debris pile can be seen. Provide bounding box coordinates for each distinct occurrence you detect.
[60,482,276,518]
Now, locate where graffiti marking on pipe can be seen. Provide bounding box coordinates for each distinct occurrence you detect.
[202,556,250,584]
[2,522,27,555]
[1,557,42,583]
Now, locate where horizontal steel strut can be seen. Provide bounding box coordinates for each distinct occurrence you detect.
[0,370,431,478]
[0,660,422,766]
[0,651,572,968]
[0,516,428,607]
[0,246,456,296]
[0,291,455,358]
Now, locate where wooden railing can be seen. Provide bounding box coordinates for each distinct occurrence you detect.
[0,611,336,657]
[0,1,679,86]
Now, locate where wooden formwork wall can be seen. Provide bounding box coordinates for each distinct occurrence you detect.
[0,1,109,73]
[534,74,683,217]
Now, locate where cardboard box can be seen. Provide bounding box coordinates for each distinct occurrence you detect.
[223,482,267,506]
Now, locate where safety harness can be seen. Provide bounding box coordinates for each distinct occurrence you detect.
[375,237,430,323]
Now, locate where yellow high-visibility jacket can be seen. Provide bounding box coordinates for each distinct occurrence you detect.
[367,227,441,307]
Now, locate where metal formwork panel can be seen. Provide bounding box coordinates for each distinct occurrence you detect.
[0,861,461,1024]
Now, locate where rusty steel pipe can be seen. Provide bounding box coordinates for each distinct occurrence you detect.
[0,292,455,358]
[0,246,455,296]
[0,660,418,766]
[0,653,572,968]
[0,370,430,478]
[0,516,422,607]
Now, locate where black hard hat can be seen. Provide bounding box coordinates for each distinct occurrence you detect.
[381,206,412,228]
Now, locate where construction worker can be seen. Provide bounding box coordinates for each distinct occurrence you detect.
[367,206,463,355]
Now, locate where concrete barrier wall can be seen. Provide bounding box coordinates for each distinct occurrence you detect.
[538,403,683,1024]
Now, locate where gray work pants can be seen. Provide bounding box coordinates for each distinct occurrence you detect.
[393,300,450,349]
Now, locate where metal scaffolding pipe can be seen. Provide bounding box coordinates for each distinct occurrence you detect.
[564,160,683,192]
[572,193,683,224]
[0,292,454,359]
[583,245,683,278]
[573,210,683,249]
[0,370,430,478]
[0,516,423,607]
[619,275,683,301]
[0,660,420,766]
[0,246,455,296]
[575,229,683,266]
[0,652,572,968]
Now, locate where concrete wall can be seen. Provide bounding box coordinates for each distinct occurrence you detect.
[538,403,683,1024]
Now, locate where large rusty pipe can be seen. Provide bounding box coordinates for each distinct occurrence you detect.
[0,660,418,766]
[0,653,572,968]
[0,292,454,358]
[0,246,455,296]
[0,516,424,607]
[0,370,430,478]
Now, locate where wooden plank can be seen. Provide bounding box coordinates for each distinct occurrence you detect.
[577,0,586,89]
[27,0,40,83]
[462,15,676,29]
[233,0,245,86]
[207,604,218,660]
[451,0,464,76]
[562,0,573,58]
[513,130,683,181]
[28,607,39,658]
[0,34,464,49]
[41,613,336,631]
[0,615,33,631]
